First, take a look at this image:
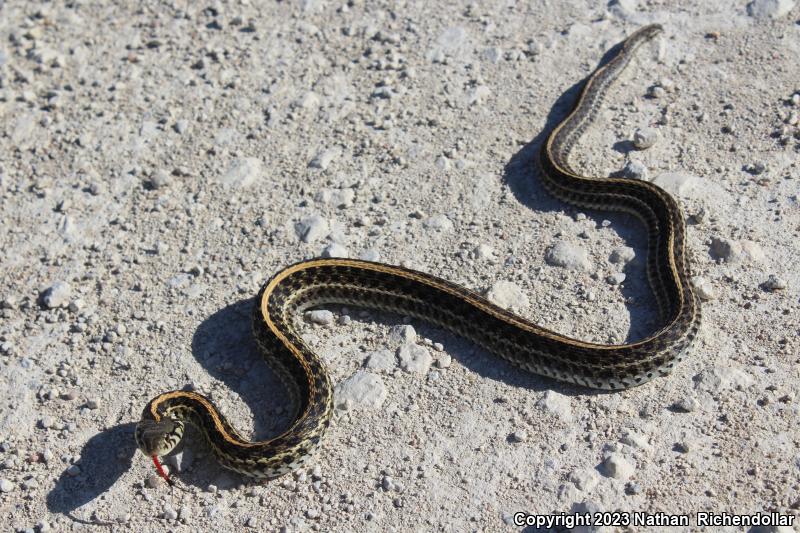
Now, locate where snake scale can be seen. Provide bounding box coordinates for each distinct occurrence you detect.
[136,24,700,480]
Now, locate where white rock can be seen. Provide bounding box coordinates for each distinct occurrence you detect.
[427,26,469,62]
[609,246,635,264]
[606,273,626,285]
[315,188,355,208]
[486,280,529,312]
[364,349,396,371]
[620,429,653,451]
[68,298,84,313]
[482,47,502,64]
[435,353,452,368]
[602,453,635,480]
[471,243,496,261]
[41,281,71,309]
[389,325,417,344]
[219,157,262,188]
[397,344,433,374]
[149,170,171,189]
[509,430,528,443]
[672,396,700,413]
[306,310,334,326]
[309,148,340,170]
[633,127,658,149]
[623,160,649,180]
[295,215,330,243]
[536,391,573,421]
[422,214,453,232]
[740,240,766,262]
[691,276,716,300]
[163,505,178,520]
[545,241,592,271]
[694,366,754,392]
[569,469,599,491]
[321,243,348,258]
[747,0,796,19]
[0,479,13,492]
[335,371,387,409]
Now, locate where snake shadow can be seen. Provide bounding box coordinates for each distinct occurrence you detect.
[45,422,137,523]
[501,44,660,356]
[155,297,299,488]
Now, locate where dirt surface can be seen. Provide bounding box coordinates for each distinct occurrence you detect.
[1,1,799,532]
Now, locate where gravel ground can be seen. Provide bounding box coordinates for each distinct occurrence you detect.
[1,1,799,532]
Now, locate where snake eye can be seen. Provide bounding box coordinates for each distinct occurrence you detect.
[135,417,184,457]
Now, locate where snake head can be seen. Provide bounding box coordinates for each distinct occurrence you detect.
[135,416,185,457]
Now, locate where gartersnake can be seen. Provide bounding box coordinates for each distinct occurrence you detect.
[136,24,700,480]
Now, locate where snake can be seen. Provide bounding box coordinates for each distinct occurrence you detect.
[135,24,700,481]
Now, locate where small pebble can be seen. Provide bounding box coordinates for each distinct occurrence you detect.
[691,276,716,300]
[309,148,340,170]
[334,371,387,409]
[545,241,592,271]
[673,396,700,413]
[149,170,171,189]
[622,160,649,180]
[509,430,528,443]
[747,0,796,19]
[422,214,454,232]
[295,215,330,243]
[397,344,433,374]
[41,281,71,309]
[435,353,452,368]
[146,473,165,488]
[389,325,417,344]
[569,469,599,491]
[648,85,666,98]
[321,243,348,258]
[218,157,262,189]
[485,280,529,312]
[306,310,334,326]
[471,243,496,261]
[536,391,573,421]
[602,453,635,480]
[609,246,635,264]
[625,482,642,495]
[85,398,101,409]
[633,127,658,149]
[606,273,626,285]
[763,274,787,291]
[66,464,81,477]
[364,349,396,371]
[163,505,178,520]
[0,479,14,492]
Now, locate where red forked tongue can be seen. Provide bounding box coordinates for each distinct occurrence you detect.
[151,455,173,485]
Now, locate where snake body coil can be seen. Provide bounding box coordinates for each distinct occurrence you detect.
[136,24,700,480]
